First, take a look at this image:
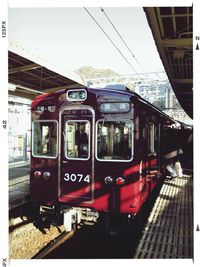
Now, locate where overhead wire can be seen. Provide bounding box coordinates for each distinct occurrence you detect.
[100,7,149,79]
[84,7,144,81]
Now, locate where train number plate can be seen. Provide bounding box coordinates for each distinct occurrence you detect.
[64,173,90,183]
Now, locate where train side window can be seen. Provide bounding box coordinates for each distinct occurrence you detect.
[32,120,58,158]
[148,122,156,155]
[96,120,133,161]
[65,120,90,160]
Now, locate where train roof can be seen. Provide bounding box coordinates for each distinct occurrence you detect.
[32,84,178,125]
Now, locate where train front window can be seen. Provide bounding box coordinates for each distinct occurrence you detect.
[65,121,90,160]
[32,120,58,158]
[97,120,133,161]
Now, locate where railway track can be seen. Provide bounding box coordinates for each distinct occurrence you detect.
[32,230,75,259]
[31,220,97,259]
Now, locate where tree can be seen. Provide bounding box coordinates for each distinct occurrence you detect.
[75,66,120,79]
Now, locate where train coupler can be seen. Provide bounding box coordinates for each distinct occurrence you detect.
[62,207,99,232]
[63,208,81,232]
[39,204,62,226]
[40,205,55,215]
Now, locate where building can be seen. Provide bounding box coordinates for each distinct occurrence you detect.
[8,95,31,164]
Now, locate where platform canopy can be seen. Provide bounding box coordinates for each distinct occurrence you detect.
[8,42,85,100]
[144,7,193,118]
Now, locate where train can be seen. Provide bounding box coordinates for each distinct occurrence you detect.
[30,84,187,232]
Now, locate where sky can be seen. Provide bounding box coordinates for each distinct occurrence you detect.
[8,7,165,76]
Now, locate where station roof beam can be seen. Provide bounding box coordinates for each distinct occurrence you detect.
[144,7,193,118]
[8,49,85,100]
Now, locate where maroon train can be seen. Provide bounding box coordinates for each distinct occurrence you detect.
[30,85,180,231]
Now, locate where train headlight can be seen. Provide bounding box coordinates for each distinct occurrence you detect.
[34,171,42,179]
[43,172,51,180]
[116,177,125,185]
[67,89,87,102]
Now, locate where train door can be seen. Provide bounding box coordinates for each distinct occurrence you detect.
[147,120,160,190]
[59,106,95,204]
[157,123,162,172]
[138,112,149,203]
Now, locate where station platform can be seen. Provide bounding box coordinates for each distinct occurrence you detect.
[9,162,30,210]
[134,171,193,258]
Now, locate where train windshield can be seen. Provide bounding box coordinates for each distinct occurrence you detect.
[32,120,58,158]
[97,120,133,161]
[65,120,90,159]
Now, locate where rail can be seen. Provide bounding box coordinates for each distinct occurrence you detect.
[32,230,75,259]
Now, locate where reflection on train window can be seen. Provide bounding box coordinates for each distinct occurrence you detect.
[97,120,133,161]
[65,121,90,159]
[33,121,58,158]
[148,122,156,154]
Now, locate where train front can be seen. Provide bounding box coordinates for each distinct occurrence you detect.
[30,86,137,230]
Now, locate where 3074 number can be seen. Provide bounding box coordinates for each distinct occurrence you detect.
[64,173,90,183]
